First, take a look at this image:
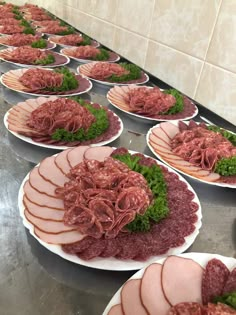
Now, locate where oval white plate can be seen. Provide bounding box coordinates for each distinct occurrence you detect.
[147,121,236,188]
[107,85,198,122]
[103,252,236,314]
[0,47,70,68]
[4,97,124,150]
[77,62,149,86]
[18,148,202,271]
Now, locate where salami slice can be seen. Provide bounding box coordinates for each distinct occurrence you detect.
[223,268,236,294]
[167,302,205,315]
[202,259,230,305]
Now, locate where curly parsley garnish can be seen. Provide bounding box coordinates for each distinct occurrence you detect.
[107,63,141,83]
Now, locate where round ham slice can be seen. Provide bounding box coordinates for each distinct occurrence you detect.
[23,195,64,221]
[121,279,148,315]
[66,145,90,168]
[162,256,203,306]
[84,146,114,162]
[23,181,64,209]
[55,148,72,175]
[29,167,57,197]
[149,133,171,150]
[160,122,180,140]
[108,305,124,315]
[38,156,69,187]
[141,263,171,315]
[34,226,85,244]
[149,139,173,155]
[152,127,171,145]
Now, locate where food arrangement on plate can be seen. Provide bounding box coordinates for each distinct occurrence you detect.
[49,34,99,48]
[147,120,236,187]
[61,46,120,63]
[0,34,55,49]
[78,62,149,86]
[5,96,123,149]
[18,146,201,270]
[103,253,236,314]
[0,46,69,67]
[0,67,92,96]
[107,85,198,121]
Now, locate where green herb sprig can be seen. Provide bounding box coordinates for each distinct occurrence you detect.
[31,38,47,49]
[46,67,78,92]
[207,125,236,146]
[92,48,110,61]
[34,54,55,65]
[213,292,236,310]
[162,89,184,114]
[79,35,92,46]
[215,156,236,176]
[107,63,141,83]
[56,26,75,36]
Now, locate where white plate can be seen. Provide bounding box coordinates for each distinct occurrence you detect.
[4,97,124,150]
[103,252,236,314]
[0,68,93,97]
[18,148,202,271]
[0,36,56,50]
[107,85,199,122]
[77,62,149,86]
[0,47,70,68]
[60,47,120,64]
[147,121,236,188]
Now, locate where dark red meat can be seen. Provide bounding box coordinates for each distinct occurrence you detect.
[223,268,236,294]
[68,45,100,59]
[202,259,230,305]
[6,34,41,47]
[58,34,84,46]
[3,46,51,64]
[90,63,129,80]
[1,24,24,34]
[41,25,68,34]
[167,302,206,315]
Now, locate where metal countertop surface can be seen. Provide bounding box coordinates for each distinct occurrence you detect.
[0,54,236,315]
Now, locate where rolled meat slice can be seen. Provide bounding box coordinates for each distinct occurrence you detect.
[162,256,203,306]
[141,263,170,315]
[84,146,114,162]
[121,279,148,315]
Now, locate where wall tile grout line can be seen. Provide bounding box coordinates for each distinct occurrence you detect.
[143,0,156,69]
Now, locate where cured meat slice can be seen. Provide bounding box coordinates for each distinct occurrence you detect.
[160,122,180,140]
[223,268,236,294]
[162,256,203,305]
[121,279,148,315]
[38,156,69,187]
[29,167,57,197]
[167,302,205,315]
[149,138,173,155]
[84,146,114,162]
[34,227,85,244]
[149,133,171,150]
[141,263,170,314]
[23,181,64,209]
[152,128,171,145]
[108,304,124,315]
[23,195,64,221]
[202,258,230,305]
[25,209,74,233]
[67,146,90,168]
[55,149,72,174]
[207,302,236,314]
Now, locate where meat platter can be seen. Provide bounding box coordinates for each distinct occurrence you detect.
[4,96,124,150]
[48,35,99,48]
[0,34,56,50]
[78,62,149,86]
[0,47,69,68]
[147,120,236,188]
[60,47,120,64]
[103,252,236,314]
[107,85,198,122]
[18,146,202,271]
[0,67,93,97]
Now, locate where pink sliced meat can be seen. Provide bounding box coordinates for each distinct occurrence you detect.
[29,167,57,197]
[25,209,74,233]
[84,146,114,162]
[202,258,230,305]
[38,156,69,187]
[34,227,85,244]
[121,279,148,315]
[149,138,173,155]
[108,304,124,315]
[162,256,203,306]
[23,195,64,221]
[67,146,90,168]
[223,268,236,294]
[141,263,171,315]
[23,181,64,209]
[160,122,180,140]
[149,133,171,150]
[55,149,72,174]
[152,128,171,145]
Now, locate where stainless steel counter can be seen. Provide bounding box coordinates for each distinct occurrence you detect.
[0,56,236,315]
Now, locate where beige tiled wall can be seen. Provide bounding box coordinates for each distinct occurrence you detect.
[28,0,235,125]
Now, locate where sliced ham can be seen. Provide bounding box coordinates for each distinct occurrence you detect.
[29,167,57,197]
[23,181,64,209]
[55,149,72,174]
[34,226,85,244]
[162,256,203,306]
[23,195,64,221]
[84,146,114,162]
[121,279,148,315]
[25,209,74,234]
[149,133,171,150]
[152,128,171,145]
[160,122,180,140]
[38,156,69,187]
[141,263,171,315]
[67,146,90,168]
[149,139,173,155]
[108,305,124,315]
